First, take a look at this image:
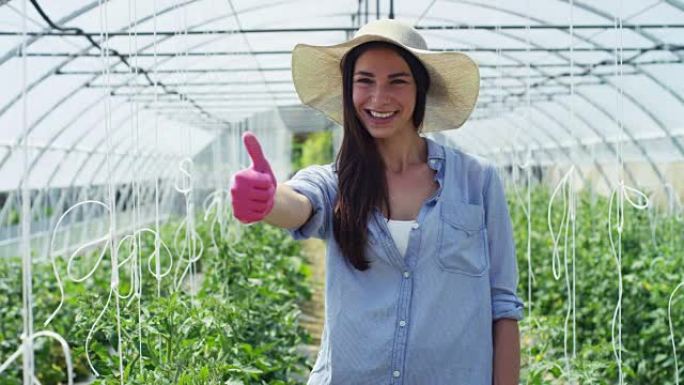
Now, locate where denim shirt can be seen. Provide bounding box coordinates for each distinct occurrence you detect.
[284,137,524,385]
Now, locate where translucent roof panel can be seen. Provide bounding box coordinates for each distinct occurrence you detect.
[0,0,682,190]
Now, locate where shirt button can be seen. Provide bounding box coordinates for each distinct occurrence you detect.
[403,271,411,278]
[399,320,407,327]
[411,223,420,230]
[393,370,401,378]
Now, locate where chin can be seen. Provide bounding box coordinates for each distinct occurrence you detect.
[365,126,397,139]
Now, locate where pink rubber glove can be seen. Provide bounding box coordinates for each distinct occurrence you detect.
[230,132,277,224]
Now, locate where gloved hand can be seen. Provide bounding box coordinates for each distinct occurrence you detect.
[230,132,277,224]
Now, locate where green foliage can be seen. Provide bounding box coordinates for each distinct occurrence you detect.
[7,208,19,226]
[291,131,333,172]
[512,185,684,384]
[0,219,313,384]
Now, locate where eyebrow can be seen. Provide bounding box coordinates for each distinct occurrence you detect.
[354,71,411,78]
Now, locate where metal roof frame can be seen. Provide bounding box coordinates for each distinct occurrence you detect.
[0,0,681,198]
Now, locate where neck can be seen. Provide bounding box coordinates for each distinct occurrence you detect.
[375,130,427,173]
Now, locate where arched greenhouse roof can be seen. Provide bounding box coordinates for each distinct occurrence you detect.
[0,0,683,192]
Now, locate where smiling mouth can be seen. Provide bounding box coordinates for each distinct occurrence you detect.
[365,109,398,120]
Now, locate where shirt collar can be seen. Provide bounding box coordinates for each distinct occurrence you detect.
[424,136,446,171]
[330,135,446,173]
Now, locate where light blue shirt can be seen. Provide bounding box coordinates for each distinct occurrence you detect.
[284,137,524,385]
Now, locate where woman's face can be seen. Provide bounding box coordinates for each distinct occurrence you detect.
[352,47,417,139]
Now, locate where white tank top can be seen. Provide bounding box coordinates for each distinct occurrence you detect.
[386,219,417,257]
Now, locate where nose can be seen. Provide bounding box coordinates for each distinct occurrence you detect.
[369,83,392,105]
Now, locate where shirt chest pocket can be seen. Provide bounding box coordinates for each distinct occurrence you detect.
[436,200,489,276]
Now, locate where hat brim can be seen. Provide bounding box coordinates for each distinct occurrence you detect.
[291,34,480,133]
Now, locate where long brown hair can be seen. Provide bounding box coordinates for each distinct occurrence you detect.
[333,41,430,271]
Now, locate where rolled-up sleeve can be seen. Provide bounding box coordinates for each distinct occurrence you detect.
[283,164,336,240]
[484,165,524,321]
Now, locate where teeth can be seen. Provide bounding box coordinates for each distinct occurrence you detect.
[369,110,395,118]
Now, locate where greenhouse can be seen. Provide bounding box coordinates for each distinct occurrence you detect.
[0,0,683,384]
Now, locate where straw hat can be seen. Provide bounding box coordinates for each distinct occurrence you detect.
[291,19,480,133]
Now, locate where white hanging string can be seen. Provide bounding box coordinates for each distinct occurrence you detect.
[205,118,231,249]
[148,2,168,362]
[20,0,35,382]
[153,0,163,301]
[127,0,144,375]
[607,182,649,385]
[568,0,577,365]
[98,2,125,381]
[229,125,245,242]
[608,11,653,376]
[665,183,681,251]
[669,281,684,385]
[202,188,233,250]
[182,0,199,297]
[182,0,196,297]
[508,6,534,383]
[45,200,109,326]
[547,164,576,376]
[41,3,147,380]
[521,0,534,328]
[514,0,532,171]
[45,204,175,376]
[170,0,203,296]
[0,331,73,385]
[647,191,660,250]
[612,5,625,383]
[173,158,204,291]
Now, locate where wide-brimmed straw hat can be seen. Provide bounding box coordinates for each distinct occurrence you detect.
[291,19,480,133]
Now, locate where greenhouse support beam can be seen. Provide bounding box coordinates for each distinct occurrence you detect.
[529,105,612,188]
[116,90,296,97]
[664,0,684,12]
[0,10,240,183]
[551,99,638,186]
[53,60,679,77]
[5,0,680,192]
[24,161,174,260]
[0,0,103,67]
[0,140,160,159]
[14,93,178,205]
[565,1,684,161]
[143,94,581,104]
[445,1,672,186]
[457,112,577,176]
[2,23,682,36]
[22,45,683,57]
[26,0,230,126]
[99,79,602,94]
[499,118,588,185]
[0,4,231,171]
[87,80,292,88]
[55,123,181,195]
[57,67,292,75]
[111,80,605,105]
[137,96,298,104]
[144,103,298,110]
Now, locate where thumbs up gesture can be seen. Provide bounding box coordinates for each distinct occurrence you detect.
[230,132,277,224]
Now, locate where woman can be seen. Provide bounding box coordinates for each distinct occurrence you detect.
[230,19,523,385]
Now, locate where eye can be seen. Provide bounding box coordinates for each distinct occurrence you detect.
[355,78,373,84]
[391,79,408,85]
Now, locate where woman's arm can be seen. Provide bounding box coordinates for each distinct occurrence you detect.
[231,132,313,229]
[263,183,312,229]
[492,318,520,385]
